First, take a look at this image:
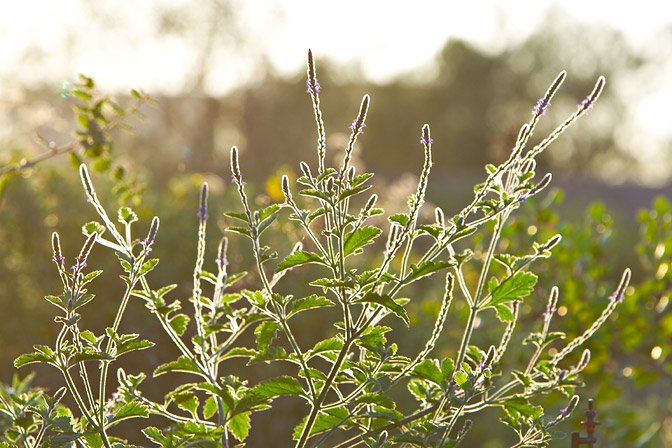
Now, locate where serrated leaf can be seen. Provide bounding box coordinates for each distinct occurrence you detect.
[255,321,280,352]
[140,258,159,275]
[118,207,138,225]
[154,355,202,376]
[355,393,394,409]
[229,411,251,441]
[276,251,325,272]
[219,347,258,360]
[482,271,538,308]
[14,352,55,368]
[227,226,252,238]
[389,213,409,227]
[454,370,469,387]
[354,292,409,326]
[300,188,332,202]
[251,375,304,399]
[310,337,344,357]
[293,406,350,440]
[409,260,454,282]
[224,211,249,222]
[338,184,371,202]
[411,359,443,385]
[203,396,218,419]
[417,224,444,239]
[343,226,382,257]
[45,294,68,311]
[495,303,514,322]
[289,295,334,317]
[72,351,114,364]
[169,314,190,336]
[109,401,149,424]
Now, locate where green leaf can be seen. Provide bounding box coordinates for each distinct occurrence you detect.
[224,211,249,222]
[343,226,382,257]
[482,271,538,308]
[389,213,409,227]
[72,351,114,365]
[495,303,514,322]
[169,313,190,336]
[289,295,334,317]
[355,393,394,409]
[109,401,149,425]
[408,260,454,282]
[412,359,443,385]
[251,375,304,399]
[275,251,325,272]
[293,406,350,439]
[45,294,68,311]
[454,370,469,387]
[118,207,138,225]
[339,184,371,202]
[14,351,55,368]
[354,292,409,326]
[203,396,218,419]
[300,188,332,202]
[229,411,251,441]
[154,355,202,376]
[140,258,159,276]
[310,337,344,358]
[255,321,281,352]
[227,226,252,238]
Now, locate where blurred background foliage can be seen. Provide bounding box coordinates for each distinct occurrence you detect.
[1,2,671,446]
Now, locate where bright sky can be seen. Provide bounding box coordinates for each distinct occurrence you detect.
[1,0,671,179]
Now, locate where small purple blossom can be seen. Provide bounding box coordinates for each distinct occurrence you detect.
[231,173,246,185]
[578,96,594,112]
[306,79,321,95]
[478,361,492,372]
[609,289,625,304]
[349,120,366,134]
[140,238,154,253]
[52,255,65,264]
[215,256,229,269]
[559,407,569,418]
[533,98,551,116]
[70,256,86,271]
[420,136,434,145]
[197,206,209,220]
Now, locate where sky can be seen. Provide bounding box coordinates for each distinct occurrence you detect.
[1,0,671,182]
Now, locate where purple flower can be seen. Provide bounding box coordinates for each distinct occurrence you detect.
[306,79,321,95]
[478,361,492,372]
[533,98,551,116]
[420,136,434,145]
[52,255,65,264]
[578,97,594,112]
[349,120,366,134]
[140,238,154,253]
[231,173,246,186]
[609,289,625,304]
[70,256,86,271]
[197,206,209,220]
[559,407,569,417]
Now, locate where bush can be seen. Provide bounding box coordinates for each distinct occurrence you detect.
[1,51,634,448]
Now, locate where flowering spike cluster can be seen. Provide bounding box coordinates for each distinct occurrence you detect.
[79,164,96,202]
[349,94,370,135]
[609,268,631,303]
[197,183,209,220]
[216,237,228,270]
[578,76,606,113]
[51,232,65,266]
[306,49,321,95]
[532,98,551,116]
[420,124,433,145]
[142,216,160,253]
[543,286,559,326]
